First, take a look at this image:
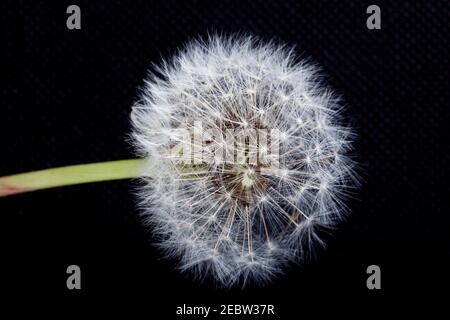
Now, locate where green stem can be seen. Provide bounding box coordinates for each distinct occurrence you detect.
[0,159,146,197]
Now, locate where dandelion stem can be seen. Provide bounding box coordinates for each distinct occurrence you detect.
[0,159,146,197]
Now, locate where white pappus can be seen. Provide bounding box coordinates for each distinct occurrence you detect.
[131,35,359,287]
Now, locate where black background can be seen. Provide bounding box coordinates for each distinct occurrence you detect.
[2,0,448,314]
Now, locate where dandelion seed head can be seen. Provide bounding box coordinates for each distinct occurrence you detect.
[131,35,359,287]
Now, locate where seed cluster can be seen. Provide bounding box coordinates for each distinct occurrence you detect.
[131,36,358,287]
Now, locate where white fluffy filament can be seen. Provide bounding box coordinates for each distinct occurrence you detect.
[131,35,358,287]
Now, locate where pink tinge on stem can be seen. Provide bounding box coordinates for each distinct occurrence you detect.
[0,184,32,197]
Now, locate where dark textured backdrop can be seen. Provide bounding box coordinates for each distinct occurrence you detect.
[2,0,448,313]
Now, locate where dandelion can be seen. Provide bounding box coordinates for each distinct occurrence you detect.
[0,35,359,287]
[131,35,359,287]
